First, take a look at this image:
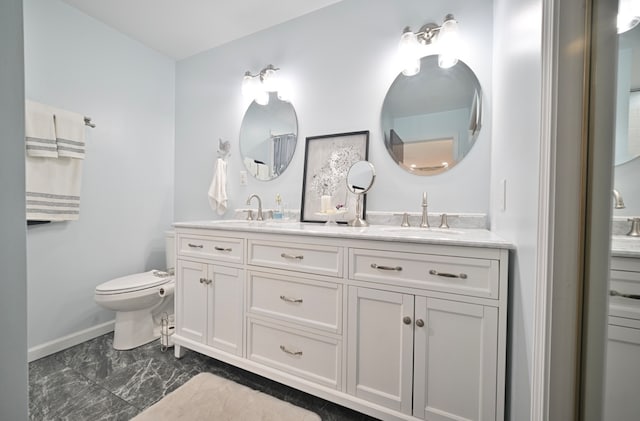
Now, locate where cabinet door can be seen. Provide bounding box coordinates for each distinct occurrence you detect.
[207,264,244,356]
[604,324,640,421]
[176,259,208,343]
[347,286,414,414]
[413,297,498,421]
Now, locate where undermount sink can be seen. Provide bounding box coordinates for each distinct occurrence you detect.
[379,226,464,235]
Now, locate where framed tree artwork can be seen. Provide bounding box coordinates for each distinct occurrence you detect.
[300,130,369,223]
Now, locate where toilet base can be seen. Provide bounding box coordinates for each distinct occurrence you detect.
[113,309,157,350]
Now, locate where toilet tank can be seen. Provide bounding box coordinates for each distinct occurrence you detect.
[165,231,175,271]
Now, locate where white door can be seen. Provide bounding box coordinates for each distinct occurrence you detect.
[207,264,244,356]
[176,259,208,343]
[603,324,640,421]
[413,297,498,421]
[347,286,414,414]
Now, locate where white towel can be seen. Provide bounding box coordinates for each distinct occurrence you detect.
[256,162,270,180]
[244,157,258,177]
[208,158,228,215]
[25,100,58,158]
[55,108,86,159]
[25,155,83,221]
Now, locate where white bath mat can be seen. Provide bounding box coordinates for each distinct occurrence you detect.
[131,372,321,421]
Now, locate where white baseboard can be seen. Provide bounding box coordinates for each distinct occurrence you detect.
[28,320,115,362]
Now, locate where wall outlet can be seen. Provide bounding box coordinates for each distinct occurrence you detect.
[239,171,248,186]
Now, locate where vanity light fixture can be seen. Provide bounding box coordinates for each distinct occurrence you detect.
[242,64,289,105]
[399,14,459,75]
[618,0,640,33]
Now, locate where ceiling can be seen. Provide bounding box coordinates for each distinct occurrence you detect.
[60,0,343,60]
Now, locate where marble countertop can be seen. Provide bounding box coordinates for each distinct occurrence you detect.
[611,235,640,258]
[173,220,514,249]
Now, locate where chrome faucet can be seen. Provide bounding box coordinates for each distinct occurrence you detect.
[420,192,429,228]
[613,189,626,209]
[246,194,263,221]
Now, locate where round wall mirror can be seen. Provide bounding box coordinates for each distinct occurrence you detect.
[240,92,298,181]
[615,21,640,166]
[381,55,482,175]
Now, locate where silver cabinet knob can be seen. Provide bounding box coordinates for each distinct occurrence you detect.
[403,316,412,325]
[415,319,425,327]
[199,277,207,284]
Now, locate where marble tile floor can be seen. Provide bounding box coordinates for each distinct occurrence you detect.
[29,332,379,421]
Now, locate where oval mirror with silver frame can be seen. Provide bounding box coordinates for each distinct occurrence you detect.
[614,20,640,166]
[346,161,375,227]
[239,92,298,181]
[381,55,482,175]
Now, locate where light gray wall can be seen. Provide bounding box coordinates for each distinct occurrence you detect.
[491,0,543,419]
[174,0,494,220]
[24,0,175,350]
[0,0,28,417]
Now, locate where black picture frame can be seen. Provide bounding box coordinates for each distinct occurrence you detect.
[300,130,369,223]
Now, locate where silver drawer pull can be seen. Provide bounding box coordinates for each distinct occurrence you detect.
[371,263,403,271]
[280,295,303,304]
[188,243,204,248]
[610,290,640,300]
[279,345,303,356]
[281,252,304,260]
[214,246,232,252]
[429,269,468,279]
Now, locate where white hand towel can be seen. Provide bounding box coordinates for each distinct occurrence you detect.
[25,100,58,158]
[208,158,228,215]
[55,108,86,159]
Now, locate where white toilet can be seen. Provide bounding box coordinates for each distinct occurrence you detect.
[94,231,175,350]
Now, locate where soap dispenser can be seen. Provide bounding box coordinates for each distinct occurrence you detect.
[274,194,284,220]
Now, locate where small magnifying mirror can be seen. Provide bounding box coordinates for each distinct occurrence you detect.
[346,161,376,227]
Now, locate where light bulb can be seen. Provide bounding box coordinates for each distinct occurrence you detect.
[242,73,256,98]
[277,87,290,102]
[262,67,279,92]
[437,15,459,68]
[399,29,421,76]
[618,0,640,33]
[402,59,421,76]
[254,89,269,106]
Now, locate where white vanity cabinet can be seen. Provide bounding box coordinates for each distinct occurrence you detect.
[174,231,244,356]
[172,223,509,421]
[347,244,504,421]
[348,288,498,420]
[604,256,640,421]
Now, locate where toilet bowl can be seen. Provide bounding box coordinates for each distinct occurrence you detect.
[94,232,175,350]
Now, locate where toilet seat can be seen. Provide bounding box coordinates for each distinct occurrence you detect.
[95,270,173,295]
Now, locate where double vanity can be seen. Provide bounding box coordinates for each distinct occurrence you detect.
[604,237,640,421]
[172,220,511,421]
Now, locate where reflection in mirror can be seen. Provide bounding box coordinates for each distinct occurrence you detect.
[615,21,640,166]
[613,17,640,220]
[346,160,376,194]
[346,161,375,227]
[381,55,482,175]
[239,92,298,181]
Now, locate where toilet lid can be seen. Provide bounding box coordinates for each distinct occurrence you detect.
[95,270,173,294]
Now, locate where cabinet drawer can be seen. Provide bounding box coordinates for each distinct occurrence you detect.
[177,234,244,264]
[610,269,640,320]
[248,239,342,277]
[350,248,499,299]
[247,271,341,333]
[247,318,341,389]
